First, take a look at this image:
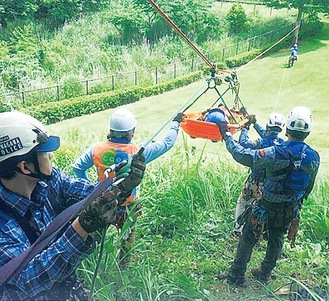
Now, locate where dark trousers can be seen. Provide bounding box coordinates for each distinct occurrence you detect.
[231,201,297,277]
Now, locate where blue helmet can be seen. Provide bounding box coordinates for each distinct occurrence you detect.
[205,108,226,124]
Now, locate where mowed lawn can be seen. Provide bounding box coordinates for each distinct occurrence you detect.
[48,17,329,177]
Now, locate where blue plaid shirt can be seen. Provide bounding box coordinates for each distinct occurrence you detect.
[0,167,95,300]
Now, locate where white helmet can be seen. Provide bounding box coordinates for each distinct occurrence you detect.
[0,111,60,163]
[109,108,137,132]
[286,106,312,133]
[267,113,286,130]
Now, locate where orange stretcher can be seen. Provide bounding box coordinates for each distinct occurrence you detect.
[181,108,248,142]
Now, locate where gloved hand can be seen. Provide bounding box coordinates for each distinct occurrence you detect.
[173,112,186,123]
[115,155,132,180]
[118,151,146,192]
[78,190,118,233]
[244,120,251,130]
[216,122,229,140]
[249,114,257,124]
[239,107,248,117]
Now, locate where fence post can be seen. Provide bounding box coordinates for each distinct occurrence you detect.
[112,75,115,91]
[174,64,176,79]
[191,58,194,72]
[21,92,25,105]
[56,85,60,101]
[155,67,158,85]
[222,48,225,61]
[236,43,239,55]
[135,71,138,85]
[85,80,89,95]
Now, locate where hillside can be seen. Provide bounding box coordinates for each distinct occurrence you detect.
[48,17,329,177]
[45,16,329,301]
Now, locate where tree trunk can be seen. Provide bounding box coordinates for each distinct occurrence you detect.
[294,5,304,44]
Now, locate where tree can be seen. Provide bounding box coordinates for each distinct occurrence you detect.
[132,0,221,44]
[263,0,329,42]
[0,0,37,27]
[226,4,248,36]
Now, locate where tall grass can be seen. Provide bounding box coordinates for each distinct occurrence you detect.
[47,14,329,301]
[53,136,328,300]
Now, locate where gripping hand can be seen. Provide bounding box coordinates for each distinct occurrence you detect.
[216,122,229,140]
[118,151,146,192]
[78,190,118,233]
[115,155,132,180]
[249,114,257,124]
[173,112,186,123]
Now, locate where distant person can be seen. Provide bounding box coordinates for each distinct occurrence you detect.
[217,106,320,286]
[291,43,298,60]
[233,112,285,237]
[0,111,145,300]
[289,43,298,66]
[72,108,185,265]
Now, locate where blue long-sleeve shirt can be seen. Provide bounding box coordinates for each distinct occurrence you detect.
[224,135,320,203]
[238,123,284,180]
[72,121,180,181]
[0,168,96,300]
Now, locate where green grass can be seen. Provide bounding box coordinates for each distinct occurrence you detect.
[49,17,329,176]
[47,16,329,301]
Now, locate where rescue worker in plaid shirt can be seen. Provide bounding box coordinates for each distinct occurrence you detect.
[0,111,145,300]
[233,112,285,237]
[217,106,320,286]
[72,108,185,265]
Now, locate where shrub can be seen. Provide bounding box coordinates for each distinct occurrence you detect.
[22,72,202,124]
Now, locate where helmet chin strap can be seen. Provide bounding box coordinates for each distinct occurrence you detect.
[15,166,53,182]
[15,151,53,182]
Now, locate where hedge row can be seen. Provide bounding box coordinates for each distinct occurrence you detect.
[22,71,202,125]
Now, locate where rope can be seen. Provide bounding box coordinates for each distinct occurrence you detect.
[147,0,232,75]
[142,80,208,147]
[88,227,107,301]
[237,25,300,72]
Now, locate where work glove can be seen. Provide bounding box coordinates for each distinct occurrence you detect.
[243,121,251,130]
[115,155,132,180]
[173,112,186,123]
[78,190,119,233]
[216,122,229,141]
[239,107,248,117]
[117,151,146,193]
[249,114,257,124]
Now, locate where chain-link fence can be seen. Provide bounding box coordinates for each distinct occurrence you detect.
[0,23,294,111]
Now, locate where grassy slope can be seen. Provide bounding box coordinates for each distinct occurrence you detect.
[47,17,329,301]
[48,17,329,177]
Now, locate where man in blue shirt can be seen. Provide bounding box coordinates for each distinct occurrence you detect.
[72,108,185,265]
[233,113,285,236]
[0,111,145,300]
[289,44,298,67]
[217,106,320,286]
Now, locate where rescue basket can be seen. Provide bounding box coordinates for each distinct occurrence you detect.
[181,107,248,142]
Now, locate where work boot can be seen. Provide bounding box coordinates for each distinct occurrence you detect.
[251,268,271,283]
[218,272,245,287]
[227,272,245,287]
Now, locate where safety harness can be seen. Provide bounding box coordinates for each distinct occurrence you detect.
[237,144,307,243]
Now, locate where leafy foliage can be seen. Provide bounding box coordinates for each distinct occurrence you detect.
[226,4,249,36]
[21,72,202,124]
